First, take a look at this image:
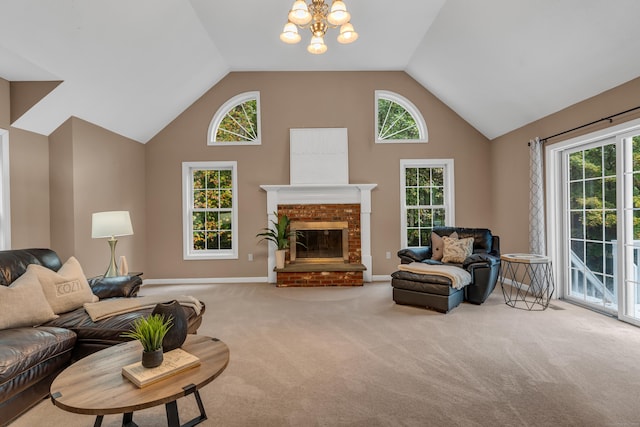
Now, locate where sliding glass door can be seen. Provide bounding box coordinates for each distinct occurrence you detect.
[559,128,640,324]
[565,140,618,313]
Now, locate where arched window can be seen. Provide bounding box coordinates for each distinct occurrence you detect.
[375,90,428,143]
[208,92,261,146]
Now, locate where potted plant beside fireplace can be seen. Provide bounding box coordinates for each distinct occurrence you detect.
[256,212,295,269]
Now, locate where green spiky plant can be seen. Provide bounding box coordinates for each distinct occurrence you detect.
[256,212,295,250]
[121,314,173,352]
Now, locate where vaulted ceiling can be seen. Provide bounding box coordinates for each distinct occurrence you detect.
[2,0,640,143]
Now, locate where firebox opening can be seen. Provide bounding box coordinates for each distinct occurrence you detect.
[290,221,349,264]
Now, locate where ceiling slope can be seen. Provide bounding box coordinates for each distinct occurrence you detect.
[1,0,640,142]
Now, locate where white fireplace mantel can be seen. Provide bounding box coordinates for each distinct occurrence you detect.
[260,184,377,283]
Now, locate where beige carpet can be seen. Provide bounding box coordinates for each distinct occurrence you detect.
[11,282,640,426]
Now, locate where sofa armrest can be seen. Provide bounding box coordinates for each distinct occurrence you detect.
[462,253,500,270]
[88,275,142,299]
[397,247,431,264]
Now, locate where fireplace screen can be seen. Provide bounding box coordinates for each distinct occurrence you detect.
[290,221,349,263]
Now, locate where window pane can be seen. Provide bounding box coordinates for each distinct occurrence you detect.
[585,242,603,274]
[584,147,602,179]
[432,188,444,205]
[406,168,417,186]
[220,190,233,209]
[604,178,616,209]
[206,190,219,208]
[193,170,206,189]
[569,152,583,181]
[219,212,232,230]
[433,209,445,226]
[206,232,219,250]
[206,211,218,230]
[570,182,583,209]
[571,239,584,259]
[604,212,616,241]
[570,211,584,238]
[193,232,205,250]
[194,190,206,209]
[432,168,444,186]
[193,212,205,231]
[418,168,430,186]
[604,144,616,176]
[584,179,602,205]
[407,229,419,247]
[418,188,430,205]
[220,231,232,249]
[407,209,418,227]
[213,96,259,144]
[585,211,603,241]
[207,170,219,188]
[420,229,430,246]
[406,188,418,206]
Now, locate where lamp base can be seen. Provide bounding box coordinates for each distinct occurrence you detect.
[104,237,119,277]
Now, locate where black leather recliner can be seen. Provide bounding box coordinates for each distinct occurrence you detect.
[391,227,500,313]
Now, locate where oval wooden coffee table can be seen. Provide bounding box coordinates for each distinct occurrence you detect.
[50,335,229,427]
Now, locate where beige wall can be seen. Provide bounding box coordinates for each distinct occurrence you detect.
[9,127,50,248]
[50,117,146,277]
[146,71,492,279]
[491,76,640,254]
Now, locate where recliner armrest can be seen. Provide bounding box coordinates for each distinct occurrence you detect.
[88,275,142,299]
[462,253,500,270]
[397,247,431,264]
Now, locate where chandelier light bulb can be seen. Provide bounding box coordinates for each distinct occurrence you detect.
[280,22,301,44]
[288,0,312,26]
[307,35,328,54]
[337,22,358,44]
[327,1,350,26]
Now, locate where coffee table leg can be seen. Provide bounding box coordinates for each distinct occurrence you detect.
[165,400,180,427]
[122,412,138,427]
[164,390,208,427]
[93,415,103,427]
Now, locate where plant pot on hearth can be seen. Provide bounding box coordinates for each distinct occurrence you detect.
[275,249,287,269]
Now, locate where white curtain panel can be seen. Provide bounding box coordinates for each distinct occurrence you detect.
[529,137,546,255]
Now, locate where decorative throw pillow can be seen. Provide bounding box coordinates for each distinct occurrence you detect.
[442,236,474,264]
[431,231,458,261]
[0,268,58,330]
[30,256,98,314]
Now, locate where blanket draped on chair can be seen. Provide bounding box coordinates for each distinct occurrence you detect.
[84,295,202,322]
[397,262,472,289]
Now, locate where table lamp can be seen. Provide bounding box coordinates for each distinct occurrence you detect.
[92,211,134,277]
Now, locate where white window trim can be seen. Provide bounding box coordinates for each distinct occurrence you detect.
[0,129,10,250]
[208,91,261,146]
[546,117,640,320]
[182,161,238,260]
[400,158,455,248]
[375,90,428,144]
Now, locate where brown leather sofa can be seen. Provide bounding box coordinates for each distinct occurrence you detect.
[391,227,500,313]
[0,249,205,426]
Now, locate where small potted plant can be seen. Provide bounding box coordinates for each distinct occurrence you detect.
[256,212,296,269]
[122,314,173,368]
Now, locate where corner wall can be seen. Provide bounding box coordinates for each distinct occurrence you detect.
[490,76,640,254]
[50,117,146,276]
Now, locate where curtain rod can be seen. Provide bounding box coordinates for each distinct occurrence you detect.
[530,105,640,145]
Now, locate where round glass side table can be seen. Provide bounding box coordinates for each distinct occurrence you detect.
[500,253,555,310]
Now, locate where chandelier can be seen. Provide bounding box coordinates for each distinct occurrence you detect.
[280,0,359,54]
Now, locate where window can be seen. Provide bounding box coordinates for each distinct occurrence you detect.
[376,91,428,143]
[208,92,261,146]
[400,159,454,247]
[182,161,238,259]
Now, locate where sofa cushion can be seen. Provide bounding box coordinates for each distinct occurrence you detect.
[442,236,474,263]
[0,327,76,400]
[30,257,98,314]
[0,268,58,330]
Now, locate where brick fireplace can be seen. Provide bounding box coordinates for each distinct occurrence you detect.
[260,184,377,286]
[260,127,376,286]
[276,204,363,287]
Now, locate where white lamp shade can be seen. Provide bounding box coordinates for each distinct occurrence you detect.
[92,211,134,238]
[307,35,328,54]
[288,0,312,26]
[280,22,301,44]
[327,1,350,26]
[337,22,358,44]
